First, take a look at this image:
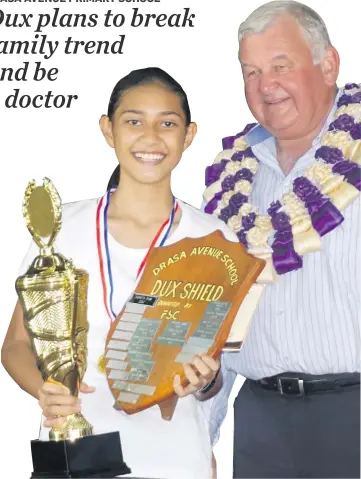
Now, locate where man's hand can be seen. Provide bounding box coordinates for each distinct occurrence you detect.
[173,352,220,397]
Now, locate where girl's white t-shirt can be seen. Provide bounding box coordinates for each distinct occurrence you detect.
[20,197,237,479]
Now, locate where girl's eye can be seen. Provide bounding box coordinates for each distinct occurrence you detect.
[162,121,175,128]
[127,119,141,126]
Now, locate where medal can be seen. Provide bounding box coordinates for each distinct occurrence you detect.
[96,189,179,373]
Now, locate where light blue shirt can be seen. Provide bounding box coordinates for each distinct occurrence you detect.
[204,91,361,445]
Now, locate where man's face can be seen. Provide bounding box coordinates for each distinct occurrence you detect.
[239,15,335,140]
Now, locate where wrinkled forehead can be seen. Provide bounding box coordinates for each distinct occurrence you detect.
[239,15,313,64]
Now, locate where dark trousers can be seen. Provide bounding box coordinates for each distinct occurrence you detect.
[233,373,360,478]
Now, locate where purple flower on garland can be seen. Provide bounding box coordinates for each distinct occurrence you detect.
[329,114,355,133]
[268,200,292,234]
[272,228,303,274]
[267,200,282,217]
[243,146,257,158]
[333,160,357,175]
[338,92,361,107]
[276,229,293,243]
[221,175,236,191]
[293,177,322,203]
[333,160,361,191]
[231,150,246,161]
[294,177,344,236]
[230,193,248,210]
[337,94,350,108]
[240,123,257,137]
[222,136,236,150]
[234,123,258,143]
[353,92,361,103]
[222,123,257,150]
[205,159,228,186]
[237,229,248,247]
[315,146,343,164]
[235,168,254,183]
[267,200,300,274]
[204,192,223,214]
[242,212,256,231]
[271,211,291,231]
[231,146,257,162]
[219,205,235,223]
[345,83,359,90]
[351,123,361,140]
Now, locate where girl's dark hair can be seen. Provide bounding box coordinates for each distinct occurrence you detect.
[107,67,191,190]
[107,66,191,125]
[107,164,120,191]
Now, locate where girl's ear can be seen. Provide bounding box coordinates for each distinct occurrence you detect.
[99,115,115,148]
[183,122,197,152]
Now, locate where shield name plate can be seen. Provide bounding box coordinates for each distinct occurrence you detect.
[105,230,265,416]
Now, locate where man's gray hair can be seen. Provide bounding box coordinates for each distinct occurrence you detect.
[238,1,332,64]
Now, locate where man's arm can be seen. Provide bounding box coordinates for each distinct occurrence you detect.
[199,356,238,446]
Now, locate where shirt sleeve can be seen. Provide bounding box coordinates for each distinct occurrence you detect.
[201,354,237,447]
[199,198,242,444]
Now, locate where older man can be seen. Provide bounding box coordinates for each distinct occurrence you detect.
[202,1,360,478]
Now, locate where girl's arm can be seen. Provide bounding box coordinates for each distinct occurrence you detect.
[1,301,82,427]
[1,301,44,399]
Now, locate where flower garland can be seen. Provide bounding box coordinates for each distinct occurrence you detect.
[203,84,361,280]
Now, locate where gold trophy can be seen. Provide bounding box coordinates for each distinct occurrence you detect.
[16,179,130,478]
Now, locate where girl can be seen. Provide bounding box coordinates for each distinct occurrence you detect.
[2,67,230,478]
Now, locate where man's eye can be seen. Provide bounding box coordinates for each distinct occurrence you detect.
[127,119,141,126]
[247,69,261,79]
[274,65,288,72]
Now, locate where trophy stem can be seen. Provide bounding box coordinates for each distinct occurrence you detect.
[49,413,93,442]
[19,179,131,477]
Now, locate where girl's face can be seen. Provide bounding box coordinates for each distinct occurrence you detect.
[101,82,196,186]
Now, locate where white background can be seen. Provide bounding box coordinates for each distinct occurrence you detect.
[0,1,360,477]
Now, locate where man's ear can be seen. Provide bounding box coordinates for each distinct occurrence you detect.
[99,115,115,148]
[320,46,340,86]
[183,122,197,152]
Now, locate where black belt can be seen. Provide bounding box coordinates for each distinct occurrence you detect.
[255,373,360,396]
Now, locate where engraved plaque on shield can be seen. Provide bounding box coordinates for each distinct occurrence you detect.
[105,230,265,416]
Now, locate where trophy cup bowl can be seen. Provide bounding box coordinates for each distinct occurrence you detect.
[16,179,130,478]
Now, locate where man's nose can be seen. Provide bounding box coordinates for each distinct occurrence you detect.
[259,71,278,95]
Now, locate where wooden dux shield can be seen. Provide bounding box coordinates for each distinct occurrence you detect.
[105,230,265,417]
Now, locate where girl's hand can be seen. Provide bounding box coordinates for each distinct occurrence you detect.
[79,382,96,394]
[38,381,95,427]
[212,453,217,479]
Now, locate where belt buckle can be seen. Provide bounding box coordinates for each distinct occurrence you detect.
[277,377,305,396]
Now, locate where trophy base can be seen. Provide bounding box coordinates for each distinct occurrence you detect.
[30,431,131,478]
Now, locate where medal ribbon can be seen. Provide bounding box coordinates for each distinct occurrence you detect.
[96,189,179,323]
